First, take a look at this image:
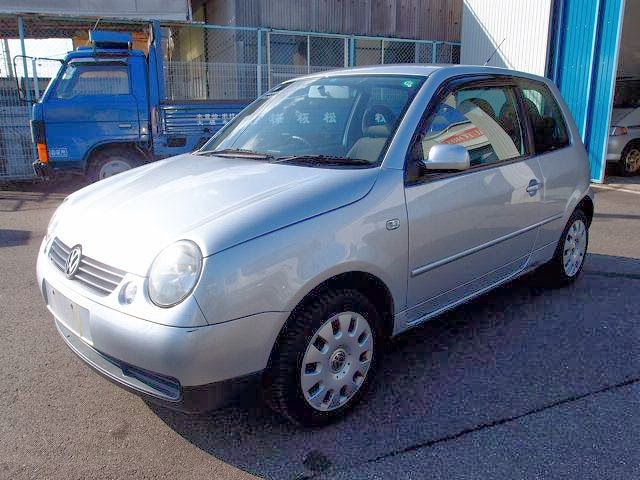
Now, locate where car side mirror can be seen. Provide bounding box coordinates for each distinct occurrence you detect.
[425,144,470,171]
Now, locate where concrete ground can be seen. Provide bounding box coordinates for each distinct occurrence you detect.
[0,176,638,479]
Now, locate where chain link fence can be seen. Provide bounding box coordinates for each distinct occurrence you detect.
[163,24,460,100]
[0,14,460,180]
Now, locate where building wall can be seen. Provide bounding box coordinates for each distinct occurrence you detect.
[0,0,191,21]
[618,0,640,77]
[550,0,626,182]
[196,0,462,41]
[460,0,552,76]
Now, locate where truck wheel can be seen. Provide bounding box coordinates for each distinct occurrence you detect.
[618,143,640,176]
[88,148,142,182]
[266,288,380,426]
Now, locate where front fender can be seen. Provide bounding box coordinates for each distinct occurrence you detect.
[193,168,408,325]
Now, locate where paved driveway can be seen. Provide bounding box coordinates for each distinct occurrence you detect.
[0,180,638,479]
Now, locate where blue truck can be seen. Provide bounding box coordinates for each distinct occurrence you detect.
[31,23,250,181]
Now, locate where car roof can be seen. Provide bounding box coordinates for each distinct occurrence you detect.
[291,64,551,85]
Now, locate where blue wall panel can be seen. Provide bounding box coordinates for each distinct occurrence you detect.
[587,0,626,182]
[551,0,626,182]
[554,0,600,136]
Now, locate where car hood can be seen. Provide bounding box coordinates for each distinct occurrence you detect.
[55,154,379,275]
[611,108,640,127]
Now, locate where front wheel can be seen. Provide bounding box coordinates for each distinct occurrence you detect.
[266,289,380,426]
[618,144,640,176]
[88,148,142,182]
[541,209,589,285]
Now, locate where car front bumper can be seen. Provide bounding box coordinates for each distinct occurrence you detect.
[606,135,627,162]
[37,242,286,412]
[33,160,50,178]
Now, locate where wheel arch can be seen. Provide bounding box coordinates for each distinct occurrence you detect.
[576,194,594,227]
[265,270,396,375]
[83,141,149,172]
[622,137,640,153]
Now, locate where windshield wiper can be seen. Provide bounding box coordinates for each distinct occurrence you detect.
[197,148,275,160]
[271,154,373,167]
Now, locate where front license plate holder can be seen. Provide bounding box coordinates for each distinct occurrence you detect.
[45,282,92,343]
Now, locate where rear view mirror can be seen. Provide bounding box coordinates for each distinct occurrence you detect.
[425,144,470,171]
[12,55,63,103]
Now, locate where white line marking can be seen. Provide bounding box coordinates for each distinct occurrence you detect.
[592,184,640,196]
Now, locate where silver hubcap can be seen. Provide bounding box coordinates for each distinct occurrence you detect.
[99,159,132,179]
[300,311,373,412]
[563,219,587,277]
[624,149,640,173]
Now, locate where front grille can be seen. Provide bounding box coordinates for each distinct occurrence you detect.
[49,237,126,296]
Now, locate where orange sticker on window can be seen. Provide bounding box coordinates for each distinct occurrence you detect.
[442,127,483,145]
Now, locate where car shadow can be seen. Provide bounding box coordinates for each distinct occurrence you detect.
[148,253,640,479]
[0,229,31,247]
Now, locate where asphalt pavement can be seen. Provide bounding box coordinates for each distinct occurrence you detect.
[0,176,638,479]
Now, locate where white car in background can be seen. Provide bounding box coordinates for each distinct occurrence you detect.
[607,77,640,176]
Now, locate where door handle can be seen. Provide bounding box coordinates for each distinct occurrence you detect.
[526,179,542,195]
[118,123,132,129]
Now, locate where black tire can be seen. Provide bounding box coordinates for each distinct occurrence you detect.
[618,143,640,176]
[265,288,381,426]
[87,148,142,183]
[540,209,589,286]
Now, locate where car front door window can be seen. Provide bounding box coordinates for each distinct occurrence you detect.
[409,85,526,181]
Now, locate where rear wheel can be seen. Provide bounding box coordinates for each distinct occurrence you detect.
[540,209,589,286]
[88,148,142,182]
[266,289,380,426]
[618,143,640,176]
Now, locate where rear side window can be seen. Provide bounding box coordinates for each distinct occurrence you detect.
[520,82,569,154]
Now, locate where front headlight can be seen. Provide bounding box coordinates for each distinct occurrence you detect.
[44,199,67,247]
[148,240,203,308]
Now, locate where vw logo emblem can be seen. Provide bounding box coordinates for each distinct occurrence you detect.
[65,245,82,279]
[330,349,347,373]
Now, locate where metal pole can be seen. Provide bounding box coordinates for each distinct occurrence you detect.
[414,42,419,64]
[432,42,438,63]
[31,57,40,100]
[380,40,385,64]
[306,35,310,74]
[18,16,31,102]
[2,39,14,78]
[257,29,262,96]
[343,38,348,67]
[350,36,356,66]
[266,31,271,89]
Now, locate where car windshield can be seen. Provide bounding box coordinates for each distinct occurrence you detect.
[199,74,425,165]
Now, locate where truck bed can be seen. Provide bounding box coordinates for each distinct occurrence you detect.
[155,100,250,155]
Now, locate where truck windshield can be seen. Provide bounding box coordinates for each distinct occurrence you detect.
[54,62,130,99]
[200,75,425,165]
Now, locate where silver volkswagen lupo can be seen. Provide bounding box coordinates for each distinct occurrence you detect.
[38,65,595,426]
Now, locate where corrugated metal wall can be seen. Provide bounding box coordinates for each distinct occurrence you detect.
[0,0,190,21]
[551,0,601,136]
[460,0,553,76]
[201,0,463,41]
[550,0,626,182]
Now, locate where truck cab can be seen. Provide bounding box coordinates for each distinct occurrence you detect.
[31,27,248,181]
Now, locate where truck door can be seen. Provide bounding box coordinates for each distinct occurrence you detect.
[42,59,140,169]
